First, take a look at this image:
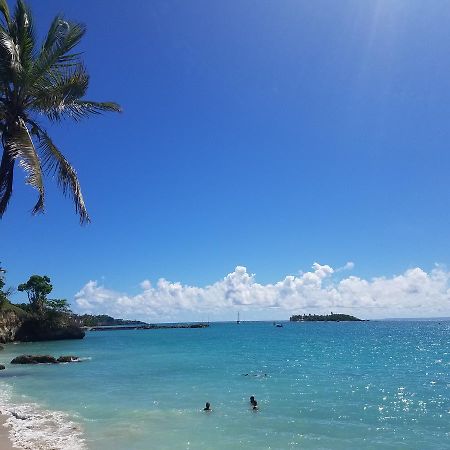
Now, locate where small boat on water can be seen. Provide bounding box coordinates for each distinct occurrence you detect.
[273,322,283,327]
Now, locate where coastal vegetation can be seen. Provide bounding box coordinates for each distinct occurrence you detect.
[79,314,147,327]
[290,313,362,322]
[0,266,84,342]
[0,0,121,223]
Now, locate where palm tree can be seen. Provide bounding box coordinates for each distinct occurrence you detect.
[0,0,120,223]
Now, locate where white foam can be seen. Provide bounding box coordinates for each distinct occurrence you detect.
[0,382,86,450]
[77,357,92,362]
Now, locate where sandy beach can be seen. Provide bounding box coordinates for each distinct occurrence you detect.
[0,415,20,450]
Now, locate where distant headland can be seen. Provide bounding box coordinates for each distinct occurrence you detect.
[290,313,363,322]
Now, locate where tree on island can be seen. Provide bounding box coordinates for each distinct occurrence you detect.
[15,274,82,341]
[17,274,70,315]
[0,0,121,223]
[18,274,52,315]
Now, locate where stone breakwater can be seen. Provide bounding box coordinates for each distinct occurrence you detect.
[87,323,209,331]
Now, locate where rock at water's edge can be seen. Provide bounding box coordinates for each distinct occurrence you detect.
[11,355,58,364]
[57,355,79,363]
[0,364,5,370]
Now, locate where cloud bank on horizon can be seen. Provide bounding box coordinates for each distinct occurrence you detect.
[74,263,450,322]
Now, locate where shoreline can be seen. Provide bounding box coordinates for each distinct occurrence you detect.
[0,381,86,450]
[0,415,20,450]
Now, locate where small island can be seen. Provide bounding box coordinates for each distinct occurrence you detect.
[78,314,148,328]
[290,312,363,322]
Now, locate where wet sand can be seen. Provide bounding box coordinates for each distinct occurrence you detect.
[0,415,20,449]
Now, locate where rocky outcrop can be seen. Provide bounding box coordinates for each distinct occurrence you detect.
[0,309,26,343]
[0,364,5,370]
[15,319,85,342]
[11,355,58,364]
[11,354,81,364]
[0,303,85,343]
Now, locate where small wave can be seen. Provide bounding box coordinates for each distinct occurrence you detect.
[0,382,86,450]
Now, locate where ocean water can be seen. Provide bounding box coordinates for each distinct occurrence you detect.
[0,321,449,449]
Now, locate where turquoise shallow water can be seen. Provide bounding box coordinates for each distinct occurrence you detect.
[0,321,449,449]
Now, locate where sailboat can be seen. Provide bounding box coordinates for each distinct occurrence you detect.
[237,312,240,324]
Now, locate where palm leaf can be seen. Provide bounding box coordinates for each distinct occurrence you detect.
[30,19,86,86]
[11,0,35,74]
[4,118,44,214]
[0,27,21,76]
[31,66,121,120]
[30,63,89,113]
[35,127,89,224]
[0,0,10,28]
[0,148,14,217]
[57,99,122,121]
[29,64,95,120]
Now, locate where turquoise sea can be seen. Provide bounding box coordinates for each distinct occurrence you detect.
[0,321,449,449]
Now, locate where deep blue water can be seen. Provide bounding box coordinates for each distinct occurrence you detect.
[0,321,449,449]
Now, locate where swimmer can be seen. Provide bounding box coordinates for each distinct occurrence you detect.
[249,396,257,408]
[203,402,212,411]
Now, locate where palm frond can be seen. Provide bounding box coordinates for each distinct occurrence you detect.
[11,0,35,74]
[29,63,90,117]
[0,0,10,28]
[34,126,89,224]
[0,148,14,217]
[4,118,44,214]
[0,27,21,76]
[30,19,85,85]
[53,99,122,122]
[42,14,65,52]
[30,62,121,120]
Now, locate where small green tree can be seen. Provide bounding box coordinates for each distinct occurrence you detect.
[18,275,52,314]
[46,298,70,313]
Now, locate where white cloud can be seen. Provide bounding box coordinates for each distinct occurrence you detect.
[336,261,355,272]
[73,263,450,322]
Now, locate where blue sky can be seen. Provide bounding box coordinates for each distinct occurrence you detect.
[2,0,450,319]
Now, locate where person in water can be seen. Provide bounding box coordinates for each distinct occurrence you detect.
[203,402,212,411]
[249,396,258,410]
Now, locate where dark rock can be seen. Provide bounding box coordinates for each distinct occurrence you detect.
[11,354,58,364]
[57,355,79,363]
[15,319,85,342]
[0,364,5,370]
